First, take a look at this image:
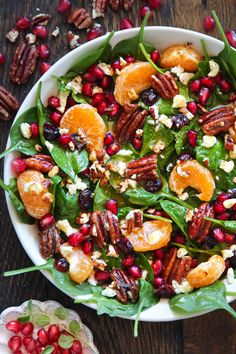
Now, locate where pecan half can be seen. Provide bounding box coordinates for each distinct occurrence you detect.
[67,8,92,29]
[39,225,62,258]
[90,210,121,247]
[109,0,134,11]
[188,203,214,243]
[10,43,38,85]
[0,85,19,121]
[111,269,139,304]
[126,154,158,181]
[163,248,192,285]
[31,13,51,26]
[25,154,55,173]
[151,72,178,99]
[126,210,143,233]
[114,104,148,144]
[199,106,236,135]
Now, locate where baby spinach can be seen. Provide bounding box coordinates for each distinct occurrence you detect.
[72,92,89,104]
[93,183,114,210]
[160,200,188,236]
[67,150,89,175]
[50,175,62,212]
[139,43,164,73]
[54,185,80,225]
[135,253,154,284]
[204,217,236,233]
[191,60,209,81]
[215,167,236,192]
[118,206,133,219]
[157,145,176,172]
[195,137,226,171]
[175,117,200,155]
[169,281,236,318]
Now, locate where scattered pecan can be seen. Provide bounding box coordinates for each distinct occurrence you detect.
[109,0,134,11]
[31,13,51,26]
[25,154,55,173]
[39,225,62,258]
[126,154,158,181]
[199,106,236,135]
[163,248,192,285]
[93,0,108,17]
[114,104,148,144]
[126,210,143,233]
[10,43,38,85]
[0,85,19,121]
[90,210,121,247]
[188,203,214,243]
[67,8,92,29]
[110,269,139,304]
[151,72,178,99]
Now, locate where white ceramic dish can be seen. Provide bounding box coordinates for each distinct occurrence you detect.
[3,26,236,322]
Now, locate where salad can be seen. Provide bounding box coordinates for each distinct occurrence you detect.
[2,11,236,335]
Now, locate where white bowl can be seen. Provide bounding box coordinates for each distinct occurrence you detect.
[4,26,236,322]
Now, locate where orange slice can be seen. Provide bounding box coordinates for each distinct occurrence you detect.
[17,170,52,219]
[114,62,156,106]
[160,45,202,72]
[169,160,215,202]
[126,220,172,252]
[60,104,106,152]
[60,242,93,284]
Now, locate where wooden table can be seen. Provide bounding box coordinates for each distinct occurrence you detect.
[0,1,236,353]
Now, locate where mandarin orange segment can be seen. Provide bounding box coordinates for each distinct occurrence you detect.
[17,170,52,219]
[160,45,202,72]
[126,220,172,252]
[114,62,156,106]
[169,160,215,202]
[60,242,93,284]
[59,104,106,152]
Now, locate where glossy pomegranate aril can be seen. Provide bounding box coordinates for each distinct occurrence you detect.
[23,336,36,351]
[94,270,110,283]
[187,101,198,115]
[107,102,120,117]
[225,30,236,48]
[225,134,234,151]
[16,16,31,29]
[97,101,107,115]
[203,15,215,31]
[140,5,153,19]
[212,228,225,242]
[154,277,164,287]
[198,87,210,105]
[82,240,93,254]
[12,158,27,174]
[111,60,122,71]
[39,213,55,230]
[71,340,83,354]
[150,50,160,63]
[58,0,71,14]
[189,80,201,93]
[37,329,49,346]
[152,259,162,276]
[124,54,135,63]
[48,324,60,343]
[191,258,199,268]
[50,111,62,125]
[32,25,48,40]
[217,193,229,203]
[37,44,50,59]
[88,64,104,79]
[105,199,118,215]
[29,122,39,139]
[104,132,115,146]
[217,212,230,221]
[92,93,105,107]
[82,82,93,97]
[128,264,142,279]
[54,258,70,273]
[6,320,21,334]
[21,322,34,336]
[120,18,134,30]
[187,130,198,147]
[0,52,5,64]
[40,62,51,74]
[200,76,215,89]
[122,255,135,268]
[214,202,226,214]
[8,336,22,351]
[149,0,161,9]
[117,237,134,255]
[58,133,72,147]
[173,235,186,244]
[106,143,120,156]
[48,96,60,108]
[153,248,165,259]
[68,232,84,247]
[132,137,142,151]
[86,27,103,41]
[219,79,232,93]
[224,233,235,243]
[100,76,111,89]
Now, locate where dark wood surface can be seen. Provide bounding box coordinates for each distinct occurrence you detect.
[0,1,236,353]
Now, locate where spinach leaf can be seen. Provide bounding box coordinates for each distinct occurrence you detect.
[160,200,188,236]
[71,31,114,73]
[191,60,209,81]
[135,254,154,284]
[205,87,230,109]
[72,92,89,104]
[175,117,200,155]
[215,167,236,192]
[36,82,46,145]
[169,281,236,317]
[118,206,133,219]
[67,150,88,175]
[195,137,226,171]
[157,145,176,172]
[50,175,62,212]
[54,185,80,225]
[93,182,128,210]
[204,217,236,233]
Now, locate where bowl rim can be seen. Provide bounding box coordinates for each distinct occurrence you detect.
[3,25,236,322]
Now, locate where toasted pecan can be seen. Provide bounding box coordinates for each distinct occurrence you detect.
[199,106,236,135]
[90,210,121,247]
[39,225,62,259]
[0,85,19,121]
[111,269,139,304]
[188,203,214,243]
[67,8,92,29]
[126,154,158,181]
[151,72,178,99]
[163,248,192,285]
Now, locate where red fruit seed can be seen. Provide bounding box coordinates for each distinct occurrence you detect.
[30,122,39,138]
[0,53,5,65]
[198,87,210,105]
[189,80,201,93]
[132,137,142,151]
[128,265,142,279]
[191,258,199,268]
[217,193,229,203]
[48,324,60,343]
[82,240,93,254]
[100,76,111,89]
[40,62,51,74]
[58,133,72,147]
[71,340,83,354]
[82,82,93,97]
[86,27,103,41]
[50,111,62,125]
[92,93,105,107]
[94,270,110,282]
[212,228,225,242]
[149,0,161,9]
[21,322,34,336]
[217,212,230,221]
[23,336,36,352]
[187,101,198,115]
[214,202,226,214]
[152,259,162,276]
[37,44,50,59]
[150,50,160,63]
[97,100,108,115]
[174,235,186,244]
[120,18,134,30]
[122,255,135,268]
[37,329,49,346]
[39,214,55,230]
[104,132,115,146]
[48,96,60,108]
[105,199,118,214]
[54,258,69,273]
[153,248,165,259]
[219,80,232,93]
[6,320,21,334]
[187,130,198,147]
[200,76,215,89]
[16,16,31,29]
[80,223,91,236]
[203,15,215,31]
[8,336,22,352]
[88,64,104,79]
[225,30,236,48]
[111,60,122,71]
[107,102,120,117]
[12,158,27,174]
[57,0,71,14]
[68,232,84,247]
[106,143,120,156]
[32,25,48,40]
[124,54,135,63]
[140,5,153,19]
[154,277,164,287]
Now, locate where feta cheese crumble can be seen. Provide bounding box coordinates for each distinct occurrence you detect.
[202,135,217,148]
[208,60,220,77]
[172,95,187,108]
[172,279,193,294]
[20,123,31,139]
[219,160,234,173]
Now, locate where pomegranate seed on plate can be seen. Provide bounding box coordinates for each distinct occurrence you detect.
[173,235,186,244]
[191,258,199,268]
[111,59,122,71]
[214,202,226,214]
[82,82,93,97]
[32,25,48,40]
[150,50,160,63]
[80,223,91,236]
[187,101,198,114]
[106,143,120,156]
[154,210,164,217]
[104,91,115,103]
[152,259,162,276]
[83,72,97,82]
[212,228,225,242]
[122,255,135,268]
[132,137,142,151]
[6,320,21,333]
[37,329,49,346]
[8,335,22,351]
[149,0,161,9]
[54,258,69,273]
[12,158,27,174]
[16,16,31,29]
[21,322,34,336]
[219,79,232,93]
[120,18,134,30]
[23,336,36,351]
[58,133,72,147]
[97,100,108,115]
[124,54,135,63]
[57,0,71,14]
[68,96,76,106]
[0,53,5,65]
[88,64,104,79]
[68,232,84,247]
[128,264,142,279]
[39,214,55,230]
[225,30,236,48]
[40,62,51,74]
[198,87,210,105]
[224,233,235,243]
[91,93,105,107]
[48,324,60,343]
[48,96,60,108]
[37,44,50,59]
[105,199,118,214]
[189,79,201,93]
[213,72,223,84]
[71,339,83,354]
[82,240,93,254]
[203,15,215,31]
[86,27,103,41]
[225,134,234,151]
[217,212,230,221]
[107,102,120,117]
[94,270,110,282]
[104,132,115,146]
[140,5,153,19]
[200,76,215,89]
[187,130,198,147]
[30,122,39,138]
[217,193,229,203]
[50,111,62,125]
[100,76,111,89]
[153,248,165,259]
[154,277,164,287]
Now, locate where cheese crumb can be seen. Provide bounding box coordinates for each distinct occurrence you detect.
[66,75,82,93]
[172,279,193,294]
[57,90,69,113]
[223,198,236,209]
[45,141,54,153]
[229,145,236,159]
[221,249,234,260]
[185,209,194,222]
[48,166,59,178]
[202,135,217,148]
[179,72,194,85]
[107,245,119,258]
[177,248,188,258]
[152,140,165,153]
[159,114,173,128]
[117,149,133,156]
[172,94,187,108]
[208,60,220,77]
[56,219,77,236]
[219,160,234,173]
[178,192,189,200]
[97,63,114,76]
[102,287,117,297]
[20,123,31,139]
[227,267,235,285]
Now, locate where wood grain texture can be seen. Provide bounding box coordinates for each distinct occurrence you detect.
[0,1,235,353]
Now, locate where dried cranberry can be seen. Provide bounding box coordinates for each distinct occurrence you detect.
[140,88,159,106]
[225,30,236,48]
[145,179,162,193]
[78,189,93,211]
[54,258,69,273]
[116,238,134,255]
[171,114,189,130]
[43,123,60,140]
[155,284,175,298]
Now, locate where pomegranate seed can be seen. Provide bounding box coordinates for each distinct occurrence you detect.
[122,255,135,268]
[82,240,93,254]
[86,27,103,41]
[58,133,72,147]
[233,204,236,212]
[153,248,165,259]
[152,259,162,276]
[149,0,161,9]
[32,25,48,40]
[80,223,91,236]
[83,72,97,82]
[107,102,120,117]
[224,233,235,243]
[200,76,215,89]
[154,210,164,217]
[60,348,71,354]
[105,199,118,214]
[68,232,84,247]
[58,0,71,14]
[97,101,108,115]
[16,16,31,29]
[225,30,236,48]
[225,134,234,151]
[8,336,22,351]
[214,202,226,214]
[217,212,230,220]
[21,322,34,336]
[117,237,134,254]
[36,344,44,353]
[37,329,49,346]
[94,270,110,282]
[12,158,27,174]
[111,60,122,71]
[214,72,223,85]
[71,340,83,354]
[104,91,115,103]
[0,53,5,65]
[187,130,198,147]
[174,235,186,244]
[39,214,55,230]
[88,64,104,79]
[100,76,111,89]
[187,101,198,115]
[40,62,51,74]
[132,137,142,151]
[30,122,39,138]
[50,111,62,125]
[154,277,164,287]
[120,18,134,30]
[150,50,160,63]
[37,44,50,59]
[199,87,210,105]
[6,320,21,334]
[106,143,120,156]
[128,265,142,279]
[92,93,105,107]
[67,96,76,106]
[48,96,60,108]
[81,166,89,176]
[191,258,199,268]
[217,193,229,203]
[124,54,135,63]
[23,336,36,351]
[140,5,153,19]
[189,80,201,93]
[48,324,60,343]
[219,79,232,93]
[54,258,69,273]
[82,82,93,97]
[203,15,215,31]
[104,132,115,146]
[212,228,225,242]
